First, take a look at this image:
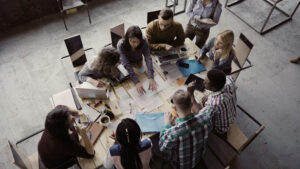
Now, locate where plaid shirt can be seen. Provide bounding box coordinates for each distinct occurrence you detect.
[159,112,212,169]
[200,76,237,134]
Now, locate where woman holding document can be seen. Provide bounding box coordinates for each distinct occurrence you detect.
[185,0,222,48]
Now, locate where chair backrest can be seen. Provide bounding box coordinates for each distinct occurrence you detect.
[110,23,125,48]
[64,35,87,67]
[147,10,160,24]
[231,33,253,80]
[8,140,32,169]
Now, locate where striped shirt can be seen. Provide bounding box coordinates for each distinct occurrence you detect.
[159,112,212,169]
[200,76,237,134]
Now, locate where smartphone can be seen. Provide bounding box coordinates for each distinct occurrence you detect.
[178,61,189,68]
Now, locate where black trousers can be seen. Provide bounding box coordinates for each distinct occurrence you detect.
[185,21,210,49]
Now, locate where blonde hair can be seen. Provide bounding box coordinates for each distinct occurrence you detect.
[213,30,235,60]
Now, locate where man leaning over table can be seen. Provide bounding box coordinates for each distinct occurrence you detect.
[146,7,185,51]
[158,89,212,169]
[187,69,237,140]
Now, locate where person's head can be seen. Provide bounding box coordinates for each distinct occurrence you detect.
[158,8,174,31]
[171,90,193,115]
[45,105,78,140]
[204,69,226,92]
[116,118,142,169]
[90,47,120,73]
[124,26,143,51]
[214,30,234,52]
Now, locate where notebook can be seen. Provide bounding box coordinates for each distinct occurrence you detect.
[136,113,165,133]
[80,122,104,146]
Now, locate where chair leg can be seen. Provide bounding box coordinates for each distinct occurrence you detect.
[86,5,91,24]
[61,12,68,30]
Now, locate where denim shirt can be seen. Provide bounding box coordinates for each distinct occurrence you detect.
[187,0,222,29]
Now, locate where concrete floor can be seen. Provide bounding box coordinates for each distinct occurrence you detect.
[0,0,299,168]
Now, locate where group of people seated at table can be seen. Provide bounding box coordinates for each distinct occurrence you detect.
[38,0,240,169]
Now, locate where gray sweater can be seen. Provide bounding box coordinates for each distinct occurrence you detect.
[117,38,154,84]
[78,62,105,83]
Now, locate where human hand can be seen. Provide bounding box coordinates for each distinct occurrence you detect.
[76,125,87,137]
[164,112,176,125]
[136,82,146,95]
[187,81,196,95]
[214,49,223,61]
[165,44,174,51]
[148,78,157,91]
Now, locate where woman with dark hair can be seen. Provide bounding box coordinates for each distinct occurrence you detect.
[78,47,120,87]
[38,105,94,168]
[104,118,152,169]
[117,25,157,95]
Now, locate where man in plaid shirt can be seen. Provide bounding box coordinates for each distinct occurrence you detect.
[159,89,212,169]
[188,69,237,139]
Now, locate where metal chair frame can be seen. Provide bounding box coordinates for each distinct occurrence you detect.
[56,0,92,30]
[225,0,300,35]
[165,0,188,15]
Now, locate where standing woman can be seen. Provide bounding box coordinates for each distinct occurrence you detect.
[185,0,222,48]
[198,30,235,75]
[104,118,152,169]
[117,25,157,95]
[78,47,120,87]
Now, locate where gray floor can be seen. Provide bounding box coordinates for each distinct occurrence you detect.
[0,0,299,168]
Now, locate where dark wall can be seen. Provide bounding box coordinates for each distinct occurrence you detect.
[0,0,59,31]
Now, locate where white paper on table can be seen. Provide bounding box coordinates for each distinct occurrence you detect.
[128,75,166,112]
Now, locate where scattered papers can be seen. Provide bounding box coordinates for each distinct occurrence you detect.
[128,76,167,112]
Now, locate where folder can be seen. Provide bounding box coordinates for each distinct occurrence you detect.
[136,113,165,133]
[176,59,206,77]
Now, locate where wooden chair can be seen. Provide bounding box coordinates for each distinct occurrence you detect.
[56,0,91,30]
[8,140,39,169]
[9,130,83,169]
[141,10,160,30]
[61,35,94,82]
[165,0,188,15]
[207,106,265,168]
[104,23,125,48]
[230,33,254,81]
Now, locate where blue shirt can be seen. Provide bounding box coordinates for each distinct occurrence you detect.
[187,0,222,29]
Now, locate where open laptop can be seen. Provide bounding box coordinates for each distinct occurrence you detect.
[75,82,109,100]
